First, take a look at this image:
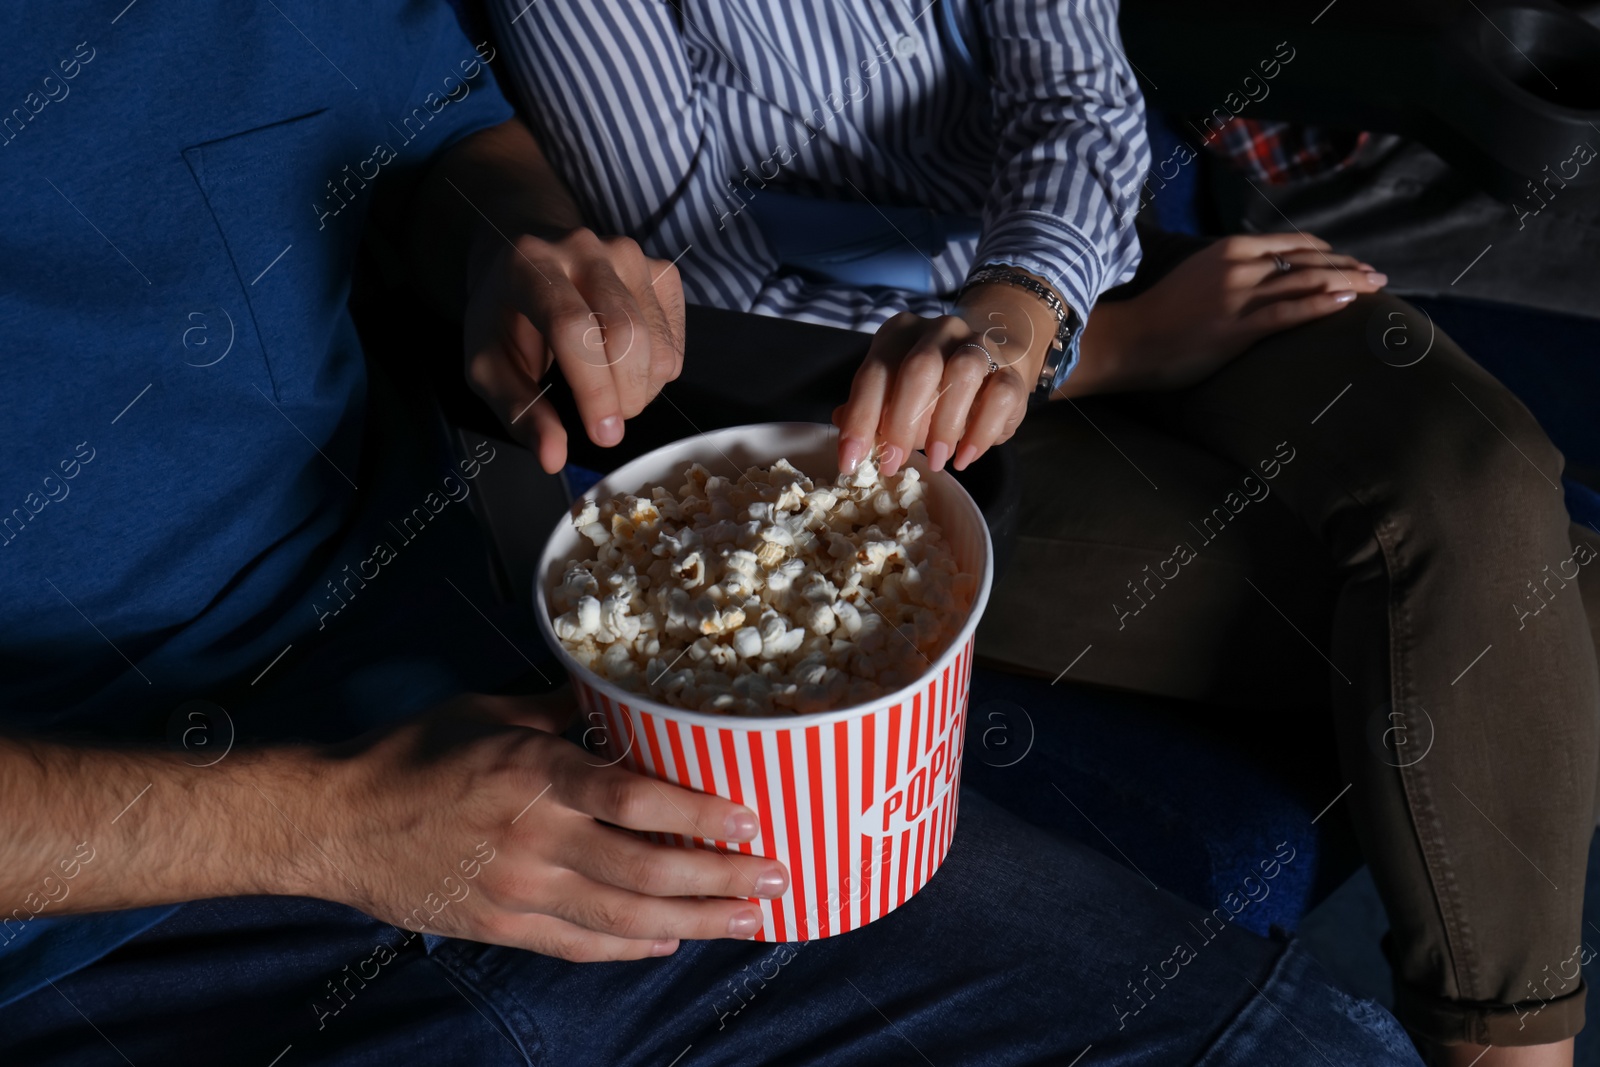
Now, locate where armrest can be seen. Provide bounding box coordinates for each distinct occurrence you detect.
[1121,0,1600,199]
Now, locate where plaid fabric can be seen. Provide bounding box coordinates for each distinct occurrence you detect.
[1202,117,1369,185]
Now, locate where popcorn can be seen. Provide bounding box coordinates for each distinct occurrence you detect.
[549,452,974,715]
[732,626,763,660]
[597,594,640,644]
[801,600,837,636]
[553,595,601,641]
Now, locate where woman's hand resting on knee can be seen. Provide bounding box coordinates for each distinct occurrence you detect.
[1066,233,1386,396]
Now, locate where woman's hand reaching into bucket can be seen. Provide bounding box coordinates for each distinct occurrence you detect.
[833,273,1063,478]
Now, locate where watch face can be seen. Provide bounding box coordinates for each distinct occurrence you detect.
[1038,316,1078,394]
[1037,350,1064,391]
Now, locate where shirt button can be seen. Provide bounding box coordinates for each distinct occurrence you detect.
[894,35,919,58]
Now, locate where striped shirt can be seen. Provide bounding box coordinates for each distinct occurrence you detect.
[489,0,1149,340]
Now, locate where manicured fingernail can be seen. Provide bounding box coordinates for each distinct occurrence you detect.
[724,809,759,841]
[838,435,867,476]
[926,440,950,472]
[952,444,978,471]
[754,870,788,897]
[880,443,903,477]
[727,910,764,937]
[1365,272,1387,287]
[651,939,678,956]
[594,415,623,447]
[1331,290,1357,304]
[1359,263,1377,271]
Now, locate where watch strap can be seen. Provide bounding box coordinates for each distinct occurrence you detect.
[959,265,1080,402]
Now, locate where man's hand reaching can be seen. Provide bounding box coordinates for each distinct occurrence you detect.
[464,228,685,474]
[402,120,685,474]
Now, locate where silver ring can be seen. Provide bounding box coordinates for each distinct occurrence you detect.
[1272,254,1293,274]
[954,341,999,375]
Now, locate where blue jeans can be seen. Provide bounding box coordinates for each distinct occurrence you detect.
[0,786,1419,1066]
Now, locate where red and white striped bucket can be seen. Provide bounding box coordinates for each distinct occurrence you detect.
[536,423,993,940]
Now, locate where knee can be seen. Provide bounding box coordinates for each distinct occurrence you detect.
[1427,400,1561,532]
[1371,301,1567,545]
[1225,943,1421,1064]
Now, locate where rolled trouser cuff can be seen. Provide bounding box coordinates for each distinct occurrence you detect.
[1394,976,1585,1047]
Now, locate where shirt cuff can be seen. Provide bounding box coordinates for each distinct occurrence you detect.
[970,211,1107,389]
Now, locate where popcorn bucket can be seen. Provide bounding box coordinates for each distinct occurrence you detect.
[535,423,993,940]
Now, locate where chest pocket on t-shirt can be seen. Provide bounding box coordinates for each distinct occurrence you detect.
[183,108,364,402]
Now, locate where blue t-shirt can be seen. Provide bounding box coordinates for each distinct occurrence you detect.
[0,0,516,1006]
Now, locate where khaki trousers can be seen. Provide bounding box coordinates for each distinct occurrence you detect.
[978,288,1600,1046]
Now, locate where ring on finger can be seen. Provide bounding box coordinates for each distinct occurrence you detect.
[953,340,999,375]
[1272,254,1293,274]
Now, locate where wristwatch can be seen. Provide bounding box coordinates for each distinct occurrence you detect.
[960,265,1080,403]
